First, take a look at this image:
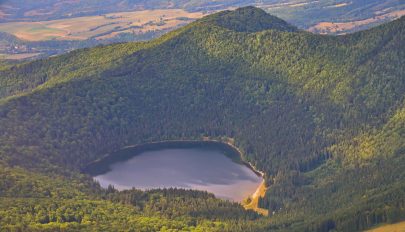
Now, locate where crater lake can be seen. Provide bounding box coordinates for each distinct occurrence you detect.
[88,141,263,202]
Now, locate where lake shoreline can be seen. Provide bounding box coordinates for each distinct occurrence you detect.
[83,139,265,179]
[84,138,267,212]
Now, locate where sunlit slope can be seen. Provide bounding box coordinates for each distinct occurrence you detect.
[366,221,405,232]
[0,7,404,232]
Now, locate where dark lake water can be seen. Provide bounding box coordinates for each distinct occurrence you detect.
[93,147,263,201]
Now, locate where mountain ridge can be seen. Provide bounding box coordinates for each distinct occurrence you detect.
[197,6,299,33]
[2,7,404,101]
[0,7,404,231]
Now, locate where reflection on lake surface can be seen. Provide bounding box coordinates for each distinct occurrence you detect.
[94,148,262,201]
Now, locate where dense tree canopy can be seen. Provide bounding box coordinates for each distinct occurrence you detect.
[0,7,404,231]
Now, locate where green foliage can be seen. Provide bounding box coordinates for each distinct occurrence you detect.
[198,6,298,33]
[0,7,404,232]
[0,165,265,231]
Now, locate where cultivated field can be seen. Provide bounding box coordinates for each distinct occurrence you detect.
[309,9,405,34]
[0,9,206,41]
[0,53,41,60]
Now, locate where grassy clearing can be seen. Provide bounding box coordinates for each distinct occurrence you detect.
[366,221,405,232]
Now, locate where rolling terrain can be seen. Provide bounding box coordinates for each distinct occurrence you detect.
[0,6,404,231]
[0,9,205,41]
[1,0,404,61]
[0,8,205,60]
[2,0,404,29]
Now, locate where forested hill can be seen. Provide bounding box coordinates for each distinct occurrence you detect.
[0,7,404,231]
[199,6,299,33]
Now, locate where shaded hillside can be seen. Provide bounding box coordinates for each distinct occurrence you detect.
[0,7,404,231]
[1,0,403,63]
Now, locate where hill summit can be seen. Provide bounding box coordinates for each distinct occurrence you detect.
[199,6,298,32]
[0,6,404,232]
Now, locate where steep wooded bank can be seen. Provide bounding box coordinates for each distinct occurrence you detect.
[0,7,404,231]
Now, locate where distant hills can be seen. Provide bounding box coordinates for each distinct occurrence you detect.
[0,0,404,61]
[2,0,404,29]
[0,7,404,231]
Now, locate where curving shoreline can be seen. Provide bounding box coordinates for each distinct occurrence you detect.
[219,140,269,216]
[83,138,267,214]
[219,139,266,178]
[84,139,265,178]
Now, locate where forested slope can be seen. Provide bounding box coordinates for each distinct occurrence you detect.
[0,7,404,231]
